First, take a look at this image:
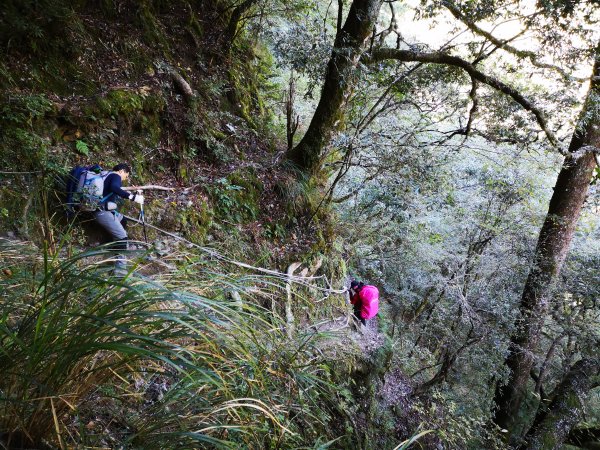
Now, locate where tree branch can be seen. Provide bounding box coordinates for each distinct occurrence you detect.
[123,185,176,192]
[223,0,260,51]
[412,333,482,396]
[164,63,196,102]
[569,145,600,161]
[332,169,381,203]
[364,48,560,149]
[377,2,397,45]
[529,369,547,402]
[465,77,478,136]
[442,1,587,82]
[535,333,566,396]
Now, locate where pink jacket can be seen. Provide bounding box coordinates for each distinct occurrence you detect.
[351,285,379,319]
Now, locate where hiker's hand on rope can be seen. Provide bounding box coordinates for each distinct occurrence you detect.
[132,194,145,205]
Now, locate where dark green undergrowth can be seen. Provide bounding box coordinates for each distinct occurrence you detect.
[0,0,293,250]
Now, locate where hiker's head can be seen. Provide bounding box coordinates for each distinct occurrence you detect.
[350,280,363,294]
[112,163,131,181]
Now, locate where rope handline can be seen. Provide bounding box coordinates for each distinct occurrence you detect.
[122,214,348,295]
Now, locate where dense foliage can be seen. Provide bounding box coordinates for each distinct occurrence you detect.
[0,0,599,448]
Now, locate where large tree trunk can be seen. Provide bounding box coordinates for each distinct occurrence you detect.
[521,358,600,450]
[493,53,600,435]
[285,0,383,174]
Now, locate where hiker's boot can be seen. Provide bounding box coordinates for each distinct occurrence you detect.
[113,255,129,278]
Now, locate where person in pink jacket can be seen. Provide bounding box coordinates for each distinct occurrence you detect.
[349,280,379,326]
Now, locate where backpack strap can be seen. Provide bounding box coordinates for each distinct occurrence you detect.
[98,171,114,207]
[100,194,113,204]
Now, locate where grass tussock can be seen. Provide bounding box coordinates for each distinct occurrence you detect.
[0,239,352,449]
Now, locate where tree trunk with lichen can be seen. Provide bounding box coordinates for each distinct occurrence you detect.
[493,51,600,436]
[521,358,600,450]
[285,0,383,174]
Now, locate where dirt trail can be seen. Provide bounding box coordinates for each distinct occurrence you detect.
[355,317,385,354]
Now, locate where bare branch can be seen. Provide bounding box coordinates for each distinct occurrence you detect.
[123,185,176,192]
[364,47,560,149]
[356,64,423,134]
[465,77,478,136]
[285,73,300,151]
[332,170,382,203]
[535,333,566,396]
[163,63,196,101]
[377,2,397,45]
[442,1,587,81]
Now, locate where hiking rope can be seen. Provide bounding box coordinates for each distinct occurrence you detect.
[137,190,148,243]
[138,209,148,243]
[122,213,347,295]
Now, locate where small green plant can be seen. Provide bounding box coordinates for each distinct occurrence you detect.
[394,430,433,449]
[265,221,286,240]
[0,94,54,125]
[207,177,258,224]
[75,139,90,156]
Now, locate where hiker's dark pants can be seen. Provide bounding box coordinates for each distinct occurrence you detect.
[353,303,366,326]
[94,210,128,268]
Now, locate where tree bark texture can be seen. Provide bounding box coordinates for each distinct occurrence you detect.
[522,358,600,450]
[493,52,600,434]
[285,0,383,174]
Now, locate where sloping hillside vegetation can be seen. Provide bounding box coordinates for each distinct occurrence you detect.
[0,1,356,448]
[0,0,329,254]
[1,1,599,449]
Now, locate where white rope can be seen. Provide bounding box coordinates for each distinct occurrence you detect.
[123,214,348,295]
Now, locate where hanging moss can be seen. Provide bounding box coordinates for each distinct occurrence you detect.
[0,94,57,169]
[178,198,214,242]
[206,171,263,225]
[227,167,263,198]
[92,89,166,162]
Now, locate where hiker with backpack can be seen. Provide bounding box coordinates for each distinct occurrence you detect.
[67,163,144,274]
[349,280,379,327]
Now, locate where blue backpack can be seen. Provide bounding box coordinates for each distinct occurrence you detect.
[65,164,112,216]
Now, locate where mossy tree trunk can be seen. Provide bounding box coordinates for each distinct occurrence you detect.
[493,49,600,436]
[522,358,600,450]
[222,0,260,54]
[285,0,383,174]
